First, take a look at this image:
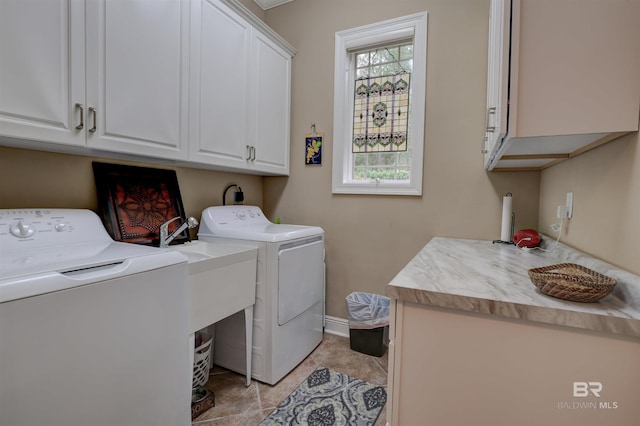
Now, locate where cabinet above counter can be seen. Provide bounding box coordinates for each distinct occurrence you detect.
[483,0,640,172]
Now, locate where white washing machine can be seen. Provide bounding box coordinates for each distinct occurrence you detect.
[198,206,324,385]
[0,209,192,426]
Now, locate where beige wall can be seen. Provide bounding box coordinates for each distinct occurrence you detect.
[539,131,640,276]
[262,0,540,319]
[0,146,264,239]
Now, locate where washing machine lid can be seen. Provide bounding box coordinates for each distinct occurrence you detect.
[0,240,181,281]
[0,209,186,303]
[198,206,323,243]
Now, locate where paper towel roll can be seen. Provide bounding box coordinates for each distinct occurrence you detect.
[500,193,513,242]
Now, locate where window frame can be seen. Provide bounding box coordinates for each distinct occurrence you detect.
[332,12,428,196]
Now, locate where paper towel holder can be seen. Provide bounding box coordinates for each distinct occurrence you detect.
[493,192,515,245]
[492,212,515,245]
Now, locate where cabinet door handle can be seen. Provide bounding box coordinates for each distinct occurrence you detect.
[481,134,488,154]
[251,146,256,161]
[88,107,97,133]
[486,107,496,132]
[246,145,252,161]
[75,103,84,130]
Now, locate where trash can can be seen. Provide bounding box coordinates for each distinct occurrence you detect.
[345,292,390,357]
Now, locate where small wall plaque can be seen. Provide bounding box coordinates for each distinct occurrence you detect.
[305,131,323,165]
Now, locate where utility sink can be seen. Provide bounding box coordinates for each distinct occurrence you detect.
[170,240,257,387]
[169,240,258,334]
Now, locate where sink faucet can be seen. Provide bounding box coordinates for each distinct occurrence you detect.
[159,216,199,248]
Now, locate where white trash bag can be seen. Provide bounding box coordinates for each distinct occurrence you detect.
[345,292,390,329]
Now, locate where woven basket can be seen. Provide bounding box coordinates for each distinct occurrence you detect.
[528,263,616,303]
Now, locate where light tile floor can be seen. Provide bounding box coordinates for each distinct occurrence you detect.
[192,333,388,426]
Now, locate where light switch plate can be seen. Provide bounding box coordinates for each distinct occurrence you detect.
[566,191,574,219]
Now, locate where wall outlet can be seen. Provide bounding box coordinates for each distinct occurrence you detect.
[557,205,568,219]
[555,192,574,220]
[550,223,561,233]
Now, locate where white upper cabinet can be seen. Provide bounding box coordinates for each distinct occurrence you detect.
[482,0,510,169]
[189,0,294,176]
[1,0,293,175]
[0,0,189,161]
[250,30,291,174]
[484,0,640,171]
[189,0,252,169]
[85,0,189,160]
[0,0,85,147]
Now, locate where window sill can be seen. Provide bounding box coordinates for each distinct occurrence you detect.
[332,181,422,196]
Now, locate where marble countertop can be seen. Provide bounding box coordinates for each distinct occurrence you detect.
[386,237,640,338]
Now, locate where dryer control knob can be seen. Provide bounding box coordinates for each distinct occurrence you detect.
[10,221,35,238]
[54,222,67,232]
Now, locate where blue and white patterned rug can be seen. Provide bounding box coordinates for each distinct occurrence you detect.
[259,367,387,426]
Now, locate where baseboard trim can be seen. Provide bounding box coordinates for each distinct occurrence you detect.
[324,315,350,338]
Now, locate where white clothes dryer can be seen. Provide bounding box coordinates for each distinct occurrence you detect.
[198,206,324,385]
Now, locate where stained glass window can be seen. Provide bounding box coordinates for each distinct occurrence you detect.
[352,73,410,153]
[333,13,426,195]
[351,43,414,181]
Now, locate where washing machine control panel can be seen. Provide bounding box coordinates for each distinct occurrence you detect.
[0,209,111,245]
[1,209,74,240]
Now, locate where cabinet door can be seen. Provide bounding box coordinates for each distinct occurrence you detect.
[189,0,251,168]
[250,31,291,175]
[85,0,189,160]
[514,0,640,138]
[483,0,510,168]
[486,0,640,171]
[0,0,85,147]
